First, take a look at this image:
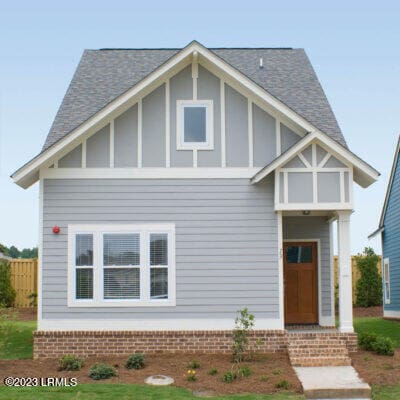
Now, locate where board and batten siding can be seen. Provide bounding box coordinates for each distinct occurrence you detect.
[283,216,332,317]
[383,151,400,312]
[42,176,279,321]
[54,62,301,170]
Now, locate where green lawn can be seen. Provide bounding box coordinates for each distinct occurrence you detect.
[0,320,36,359]
[0,385,303,400]
[372,385,400,400]
[354,317,400,347]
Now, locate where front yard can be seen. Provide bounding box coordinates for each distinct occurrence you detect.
[2,309,400,399]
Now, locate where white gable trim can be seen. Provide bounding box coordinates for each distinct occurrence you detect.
[13,41,342,189]
[251,131,379,188]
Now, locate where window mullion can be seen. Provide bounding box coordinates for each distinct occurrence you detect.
[95,231,102,304]
[142,231,150,301]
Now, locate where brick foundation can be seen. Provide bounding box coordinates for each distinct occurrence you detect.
[33,329,357,359]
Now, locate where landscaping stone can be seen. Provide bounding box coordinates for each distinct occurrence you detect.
[145,375,174,386]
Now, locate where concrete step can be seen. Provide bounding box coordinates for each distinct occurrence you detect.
[294,366,371,399]
[290,356,352,367]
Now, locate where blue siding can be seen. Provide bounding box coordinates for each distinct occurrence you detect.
[383,150,400,311]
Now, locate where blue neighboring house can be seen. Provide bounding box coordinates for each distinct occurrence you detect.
[370,135,400,318]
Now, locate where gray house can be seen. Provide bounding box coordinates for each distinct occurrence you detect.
[13,41,379,360]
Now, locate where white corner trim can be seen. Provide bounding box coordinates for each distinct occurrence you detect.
[109,119,115,168]
[165,79,171,168]
[37,317,284,331]
[248,99,253,167]
[40,167,261,180]
[137,99,142,168]
[220,79,226,167]
[277,211,284,329]
[276,119,281,156]
[37,178,44,327]
[82,140,87,168]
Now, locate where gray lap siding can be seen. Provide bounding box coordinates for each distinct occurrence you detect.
[42,177,279,320]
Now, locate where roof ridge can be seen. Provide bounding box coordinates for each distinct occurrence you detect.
[96,47,296,51]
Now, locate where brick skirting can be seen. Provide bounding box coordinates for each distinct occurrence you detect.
[33,330,357,359]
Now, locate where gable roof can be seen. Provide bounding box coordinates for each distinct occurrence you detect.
[369,135,400,238]
[251,131,379,188]
[43,42,345,151]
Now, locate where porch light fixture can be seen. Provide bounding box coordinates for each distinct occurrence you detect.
[302,210,311,216]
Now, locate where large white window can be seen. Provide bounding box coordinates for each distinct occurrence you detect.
[384,258,391,304]
[177,100,213,150]
[68,224,175,307]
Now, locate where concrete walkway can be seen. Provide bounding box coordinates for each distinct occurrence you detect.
[294,366,371,399]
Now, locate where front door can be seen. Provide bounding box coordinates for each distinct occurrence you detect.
[284,242,318,324]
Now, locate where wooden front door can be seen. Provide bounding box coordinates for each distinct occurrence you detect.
[284,242,318,324]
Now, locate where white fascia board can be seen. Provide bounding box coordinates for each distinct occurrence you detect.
[251,131,380,187]
[368,227,384,240]
[12,40,346,189]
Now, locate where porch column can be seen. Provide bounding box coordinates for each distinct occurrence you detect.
[337,210,354,333]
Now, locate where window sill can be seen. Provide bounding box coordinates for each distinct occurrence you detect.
[67,299,176,307]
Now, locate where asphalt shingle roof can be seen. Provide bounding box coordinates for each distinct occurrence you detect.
[43,45,345,151]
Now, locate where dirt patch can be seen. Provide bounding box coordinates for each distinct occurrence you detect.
[0,353,301,395]
[0,307,37,321]
[352,349,400,386]
[353,306,382,318]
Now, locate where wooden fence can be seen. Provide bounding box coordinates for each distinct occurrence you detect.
[334,255,382,301]
[10,258,38,307]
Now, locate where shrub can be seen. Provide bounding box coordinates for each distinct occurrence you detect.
[358,332,378,351]
[222,371,237,383]
[238,366,252,377]
[208,368,218,376]
[260,375,269,382]
[187,360,200,369]
[0,262,16,307]
[373,336,394,356]
[28,292,37,307]
[186,369,197,382]
[355,247,382,307]
[58,355,83,371]
[272,368,281,375]
[276,380,290,390]
[125,353,145,370]
[232,307,255,362]
[88,363,117,380]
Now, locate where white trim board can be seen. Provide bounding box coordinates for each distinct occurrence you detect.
[13,40,355,189]
[38,317,284,331]
[383,310,400,319]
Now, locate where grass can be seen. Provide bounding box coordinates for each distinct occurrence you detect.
[0,384,303,400]
[354,317,400,348]
[372,384,400,399]
[0,320,36,359]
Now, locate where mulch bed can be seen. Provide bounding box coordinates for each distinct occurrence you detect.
[0,307,37,321]
[353,306,383,318]
[0,353,301,395]
[352,349,400,386]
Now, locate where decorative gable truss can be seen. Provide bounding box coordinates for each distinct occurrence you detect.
[275,143,352,210]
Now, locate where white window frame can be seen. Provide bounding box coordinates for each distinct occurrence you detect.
[383,257,391,304]
[68,223,176,307]
[176,100,214,150]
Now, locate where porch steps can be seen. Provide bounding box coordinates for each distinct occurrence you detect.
[287,333,352,367]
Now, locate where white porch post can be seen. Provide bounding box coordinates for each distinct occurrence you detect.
[337,210,354,333]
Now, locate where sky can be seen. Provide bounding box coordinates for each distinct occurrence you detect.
[0,0,399,253]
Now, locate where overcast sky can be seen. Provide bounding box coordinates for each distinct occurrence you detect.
[0,0,399,253]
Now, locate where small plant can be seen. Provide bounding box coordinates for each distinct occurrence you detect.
[260,375,269,382]
[222,370,237,383]
[373,336,395,356]
[382,362,395,370]
[88,363,117,380]
[363,355,371,362]
[186,369,197,382]
[232,307,255,363]
[187,360,200,369]
[28,292,38,307]
[358,332,378,351]
[208,368,218,376]
[238,366,252,378]
[276,379,290,390]
[58,355,83,371]
[125,353,145,370]
[272,368,281,375]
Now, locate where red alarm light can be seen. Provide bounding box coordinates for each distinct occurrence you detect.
[52,226,60,234]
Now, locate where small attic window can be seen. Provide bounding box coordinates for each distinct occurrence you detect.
[177,100,213,150]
